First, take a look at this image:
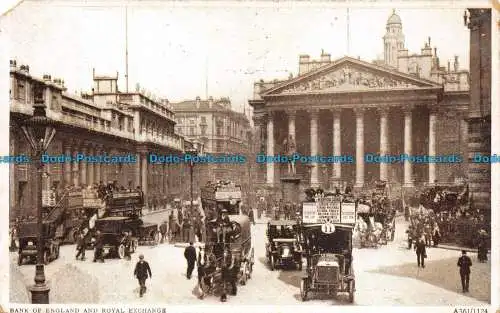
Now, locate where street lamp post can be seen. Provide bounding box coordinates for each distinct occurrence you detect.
[21,83,57,304]
[186,148,197,218]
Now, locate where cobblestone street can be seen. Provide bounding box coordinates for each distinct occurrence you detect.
[10,212,490,305]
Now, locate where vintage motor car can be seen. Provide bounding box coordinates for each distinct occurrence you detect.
[300,223,355,303]
[17,218,60,265]
[94,216,158,259]
[265,220,303,270]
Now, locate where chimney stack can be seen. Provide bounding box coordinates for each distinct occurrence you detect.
[208,96,213,108]
[43,74,52,82]
[10,60,17,70]
[195,96,201,109]
[454,55,459,72]
[447,61,450,72]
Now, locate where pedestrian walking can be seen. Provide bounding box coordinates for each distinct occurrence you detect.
[159,221,168,243]
[477,229,488,262]
[406,225,414,249]
[134,254,152,297]
[122,231,132,260]
[75,230,86,261]
[248,206,255,225]
[415,237,426,268]
[184,242,197,280]
[457,250,472,293]
[404,206,410,221]
[432,225,441,247]
[93,230,104,263]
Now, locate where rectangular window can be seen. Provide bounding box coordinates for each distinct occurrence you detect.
[17,82,25,100]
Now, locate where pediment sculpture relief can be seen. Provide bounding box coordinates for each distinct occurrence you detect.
[281,65,421,93]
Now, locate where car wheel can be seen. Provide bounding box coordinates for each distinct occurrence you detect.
[43,251,50,265]
[118,244,125,259]
[300,278,308,301]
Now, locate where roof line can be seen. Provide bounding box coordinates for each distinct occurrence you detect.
[262,56,442,96]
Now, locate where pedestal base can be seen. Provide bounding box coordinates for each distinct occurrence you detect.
[29,283,50,304]
[281,176,301,204]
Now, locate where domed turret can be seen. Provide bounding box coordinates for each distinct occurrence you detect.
[387,9,402,25]
[383,9,405,68]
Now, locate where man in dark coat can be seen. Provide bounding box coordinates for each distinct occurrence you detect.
[122,231,132,260]
[415,237,426,268]
[75,230,86,260]
[457,250,472,292]
[159,221,168,244]
[134,254,152,297]
[184,242,197,279]
[93,230,104,262]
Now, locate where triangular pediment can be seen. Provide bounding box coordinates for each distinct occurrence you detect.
[262,56,442,96]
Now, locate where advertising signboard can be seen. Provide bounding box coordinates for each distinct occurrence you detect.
[302,197,356,224]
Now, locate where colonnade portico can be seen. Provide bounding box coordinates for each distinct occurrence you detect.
[262,104,438,189]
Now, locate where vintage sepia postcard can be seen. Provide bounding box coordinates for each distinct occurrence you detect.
[0,0,497,312]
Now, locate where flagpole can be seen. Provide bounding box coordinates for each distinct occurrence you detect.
[125,6,129,93]
[346,8,350,56]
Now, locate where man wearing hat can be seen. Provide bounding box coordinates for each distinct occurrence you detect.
[477,229,488,262]
[457,250,472,293]
[134,254,152,297]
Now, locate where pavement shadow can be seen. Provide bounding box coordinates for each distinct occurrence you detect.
[369,257,490,303]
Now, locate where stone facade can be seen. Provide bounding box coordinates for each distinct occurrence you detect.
[9,62,193,219]
[249,10,469,192]
[465,8,491,214]
[171,97,252,196]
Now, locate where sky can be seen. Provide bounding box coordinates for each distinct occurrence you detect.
[0,0,472,114]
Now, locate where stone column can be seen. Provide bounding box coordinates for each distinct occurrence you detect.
[287,110,296,142]
[10,133,16,216]
[332,109,341,185]
[87,144,95,186]
[403,106,414,187]
[460,115,468,178]
[95,145,103,183]
[252,112,266,184]
[266,112,274,186]
[162,163,167,194]
[63,141,72,186]
[72,143,80,187]
[134,151,141,188]
[309,109,319,188]
[79,146,87,187]
[354,108,365,189]
[140,151,149,207]
[428,108,437,185]
[379,108,389,181]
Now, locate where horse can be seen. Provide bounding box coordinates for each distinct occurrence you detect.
[197,247,220,299]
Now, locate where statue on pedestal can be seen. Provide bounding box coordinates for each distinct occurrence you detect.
[282,134,297,175]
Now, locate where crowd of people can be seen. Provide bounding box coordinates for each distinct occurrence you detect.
[406,206,489,262]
